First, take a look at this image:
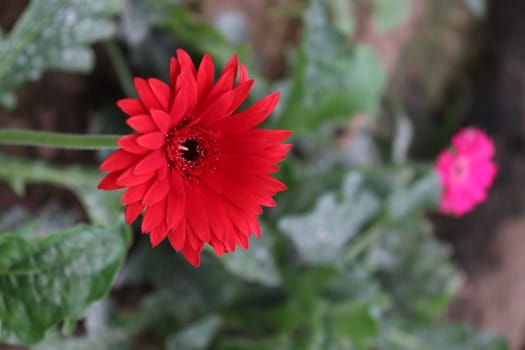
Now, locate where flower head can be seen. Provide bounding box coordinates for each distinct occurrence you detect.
[435,128,497,217]
[98,49,291,266]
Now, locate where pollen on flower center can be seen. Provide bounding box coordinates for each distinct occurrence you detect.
[163,124,218,179]
[180,139,200,161]
[165,130,204,166]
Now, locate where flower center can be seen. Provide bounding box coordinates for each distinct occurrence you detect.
[450,156,469,184]
[180,139,201,162]
[164,121,218,180]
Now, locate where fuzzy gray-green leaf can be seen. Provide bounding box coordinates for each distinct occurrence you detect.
[0,224,128,344]
[0,0,120,104]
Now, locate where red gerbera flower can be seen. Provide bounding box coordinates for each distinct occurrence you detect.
[98,49,291,266]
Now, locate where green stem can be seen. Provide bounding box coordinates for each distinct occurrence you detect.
[104,41,136,97]
[346,227,382,261]
[0,129,120,150]
[356,162,433,177]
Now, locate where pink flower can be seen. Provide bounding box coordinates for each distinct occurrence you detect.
[435,128,497,217]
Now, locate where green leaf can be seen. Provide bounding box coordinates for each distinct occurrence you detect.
[118,242,258,317]
[34,299,138,350]
[372,0,411,32]
[166,314,222,350]
[0,0,120,105]
[0,224,128,345]
[218,228,281,287]
[0,202,81,239]
[279,172,380,264]
[0,154,122,227]
[366,221,456,322]
[387,170,440,219]
[277,0,385,133]
[325,301,380,350]
[327,0,355,36]
[155,3,249,67]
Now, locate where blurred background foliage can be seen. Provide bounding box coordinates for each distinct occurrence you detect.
[0,0,512,349]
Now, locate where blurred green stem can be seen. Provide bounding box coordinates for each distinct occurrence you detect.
[0,129,119,149]
[357,162,432,177]
[346,227,382,261]
[104,41,136,97]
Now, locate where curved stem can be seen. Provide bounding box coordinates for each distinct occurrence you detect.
[346,227,382,261]
[104,41,136,97]
[0,129,120,150]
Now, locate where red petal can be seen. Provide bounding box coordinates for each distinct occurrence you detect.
[150,109,171,134]
[169,57,180,88]
[117,98,146,116]
[229,80,254,114]
[148,78,171,111]
[204,192,233,251]
[204,194,235,252]
[117,167,155,186]
[158,161,169,180]
[213,92,280,133]
[187,223,203,251]
[224,199,252,237]
[141,198,167,232]
[261,175,287,193]
[118,134,148,154]
[127,115,157,133]
[166,175,186,229]
[98,171,123,190]
[222,129,291,147]
[212,175,262,210]
[142,176,170,206]
[184,183,210,242]
[249,216,261,238]
[150,222,168,247]
[176,70,198,113]
[134,149,166,175]
[216,136,271,155]
[196,53,214,96]
[223,222,237,252]
[223,54,239,79]
[137,132,165,149]
[177,49,196,75]
[217,154,279,175]
[210,239,226,256]
[134,78,162,110]
[205,68,235,108]
[122,180,152,204]
[182,240,202,267]
[199,91,233,124]
[169,89,189,128]
[100,149,138,172]
[125,202,144,223]
[239,64,249,83]
[236,233,249,250]
[168,219,187,251]
[201,54,237,106]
